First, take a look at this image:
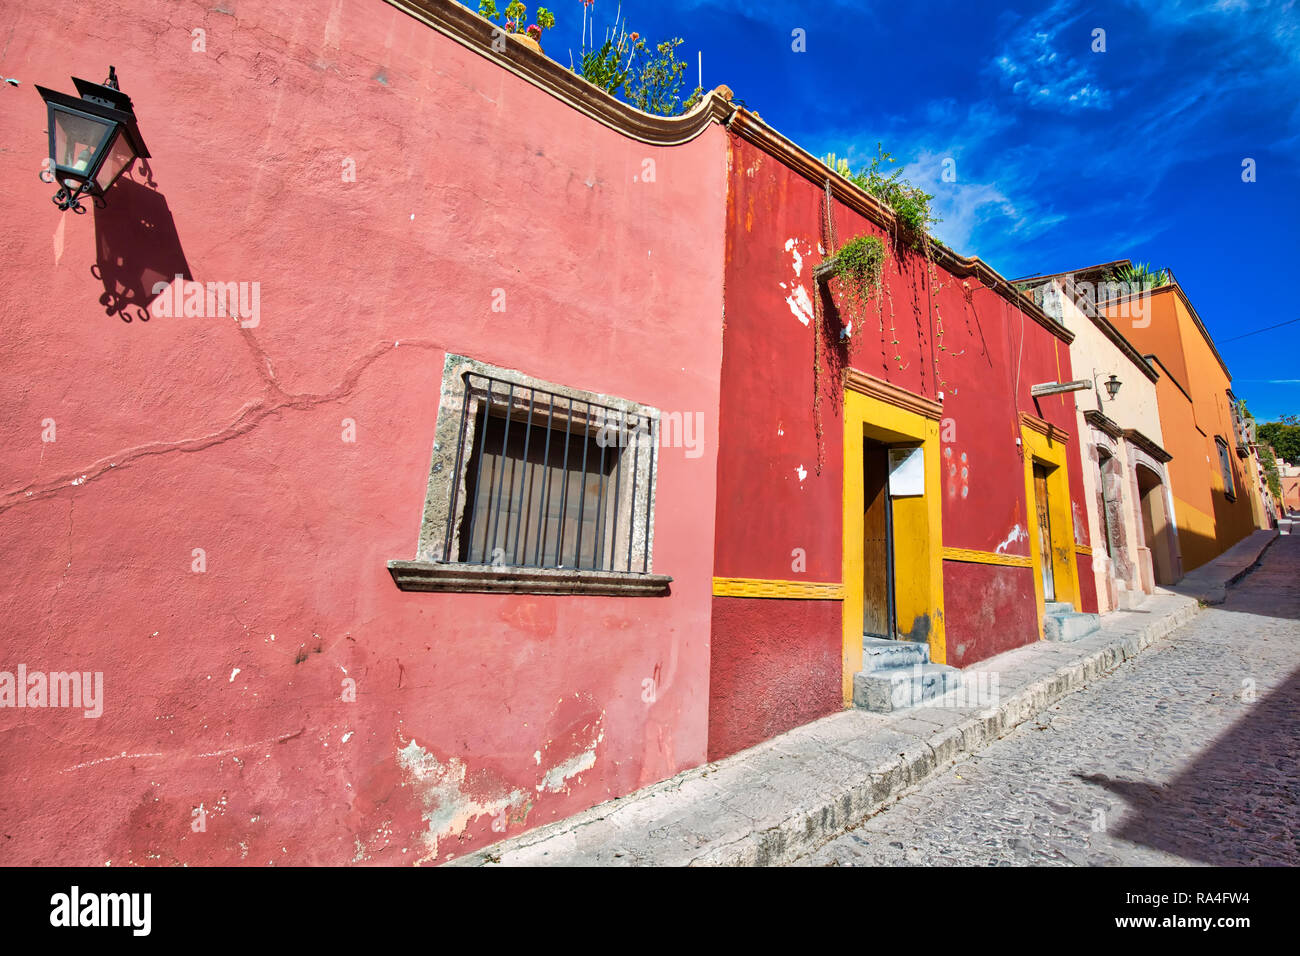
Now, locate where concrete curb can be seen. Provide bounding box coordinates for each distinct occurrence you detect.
[1168,528,1279,605]
[453,531,1277,867]
[690,596,1202,867]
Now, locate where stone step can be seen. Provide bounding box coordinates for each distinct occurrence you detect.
[854,661,962,713]
[1043,610,1101,642]
[861,636,930,672]
[1115,586,1146,611]
[1044,601,1075,616]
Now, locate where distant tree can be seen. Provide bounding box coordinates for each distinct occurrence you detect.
[1259,443,1284,502]
[1258,418,1300,465]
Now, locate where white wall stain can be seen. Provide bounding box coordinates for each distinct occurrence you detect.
[796,465,808,483]
[783,238,813,326]
[994,524,1029,554]
[537,736,603,794]
[784,238,803,277]
[536,713,606,794]
[786,285,813,326]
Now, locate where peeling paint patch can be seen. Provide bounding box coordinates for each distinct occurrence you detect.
[995,524,1029,554]
[535,713,605,794]
[396,739,526,864]
[786,285,813,326]
[796,465,808,483]
[784,238,803,277]
[228,668,240,682]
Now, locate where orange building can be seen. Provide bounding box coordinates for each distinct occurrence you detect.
[1032,262,1264,572]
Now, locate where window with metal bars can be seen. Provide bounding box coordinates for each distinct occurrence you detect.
[1216,437,1236,500]
[441,371,659,574]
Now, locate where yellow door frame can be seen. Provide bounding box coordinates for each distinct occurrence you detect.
[1019,413,1080,637]
[841,372,946,704]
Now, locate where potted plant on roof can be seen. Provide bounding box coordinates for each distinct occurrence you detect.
[478,1,556,54]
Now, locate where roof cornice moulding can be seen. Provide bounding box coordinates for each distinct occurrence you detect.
[383,0,735,145]
[387,2,1071,341]
[724,112,1073,346]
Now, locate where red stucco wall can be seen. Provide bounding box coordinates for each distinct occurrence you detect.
[942,564,1039,667]
[707,597,841,760]
[710,134,1087,739]
[0,0,727,864]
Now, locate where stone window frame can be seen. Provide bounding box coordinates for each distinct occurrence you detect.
[1214,435,1236,500]
[387,353,671,596]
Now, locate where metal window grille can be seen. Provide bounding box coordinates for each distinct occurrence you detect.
[442,372,659,573]
[1217,439,1235,497]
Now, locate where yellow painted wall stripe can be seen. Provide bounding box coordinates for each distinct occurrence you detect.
[712,577,845,600]
[1074,544,1094,556]
[942,547,1033,568]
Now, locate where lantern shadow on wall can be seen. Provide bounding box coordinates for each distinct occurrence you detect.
[35,66,191,322]
[91,173,192,322]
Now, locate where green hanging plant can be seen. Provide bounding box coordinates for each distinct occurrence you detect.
[820,144,941,252]
[830,233,887,338]
[835,234,886,292]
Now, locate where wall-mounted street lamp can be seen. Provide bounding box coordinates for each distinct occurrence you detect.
[1103,374,1122,401]
[35,66,149,213]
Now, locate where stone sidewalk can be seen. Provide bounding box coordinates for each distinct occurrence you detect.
[456,529,1279,867]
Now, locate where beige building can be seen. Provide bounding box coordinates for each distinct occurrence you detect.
[1229,402,1280,530]
[1025,277,1182,610]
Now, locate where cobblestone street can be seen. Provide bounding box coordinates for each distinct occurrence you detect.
[799,535,1300,867]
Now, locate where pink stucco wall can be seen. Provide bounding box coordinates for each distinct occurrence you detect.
[0,0,726,864]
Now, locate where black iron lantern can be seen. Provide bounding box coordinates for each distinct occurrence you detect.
[1104,374,1122,400]
[35,66,149,213]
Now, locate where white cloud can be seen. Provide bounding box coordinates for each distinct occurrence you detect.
[991,0,1110,112]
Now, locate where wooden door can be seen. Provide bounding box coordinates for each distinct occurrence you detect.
[1033,463,1056,602]
[863,440,892,638]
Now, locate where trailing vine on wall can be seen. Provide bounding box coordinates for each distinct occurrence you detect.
[820,145,962,394]
[832,234,886,326]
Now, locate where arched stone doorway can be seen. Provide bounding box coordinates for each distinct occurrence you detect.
[1136,463,1177,586]
[1097,447,1132,584]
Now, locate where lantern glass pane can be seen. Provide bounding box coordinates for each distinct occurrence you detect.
[94,128,137,192]
[51,109,113,178]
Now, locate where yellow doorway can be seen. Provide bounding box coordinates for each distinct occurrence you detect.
[1019,414,1080,636]
[841,373,945,704]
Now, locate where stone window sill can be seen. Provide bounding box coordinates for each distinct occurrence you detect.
[387,561,672,596]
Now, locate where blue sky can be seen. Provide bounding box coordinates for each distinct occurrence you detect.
[521,1,1299,420]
